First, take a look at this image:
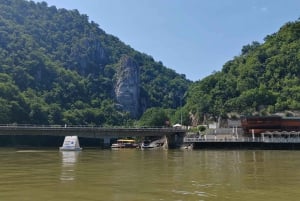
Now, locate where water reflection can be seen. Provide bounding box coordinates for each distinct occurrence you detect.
[1,149,300,201]
[60,151,79,182]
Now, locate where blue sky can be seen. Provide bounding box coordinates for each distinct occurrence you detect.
[35,0,300,81]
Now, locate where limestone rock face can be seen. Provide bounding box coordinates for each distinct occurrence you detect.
[114,56,140,118]
[70,37,107,75]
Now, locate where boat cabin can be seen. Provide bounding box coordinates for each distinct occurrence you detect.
[111,139,138,149]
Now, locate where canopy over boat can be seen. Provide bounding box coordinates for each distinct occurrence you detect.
[111,139,138,149]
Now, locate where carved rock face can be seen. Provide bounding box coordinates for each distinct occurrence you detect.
[114,56,140,118]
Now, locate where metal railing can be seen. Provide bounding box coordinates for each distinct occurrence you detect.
[184,137,300,143]
[0,124,186,138]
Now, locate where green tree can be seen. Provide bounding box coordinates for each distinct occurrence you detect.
[138,107,169,127]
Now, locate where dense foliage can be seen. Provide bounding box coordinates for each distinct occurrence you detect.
[138,108,170,127]
[0,0,190,125]
[186,19,300,124]
[2,0,299,127]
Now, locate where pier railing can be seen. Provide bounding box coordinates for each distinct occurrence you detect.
[0,124,186,138]
[184,137,300,143]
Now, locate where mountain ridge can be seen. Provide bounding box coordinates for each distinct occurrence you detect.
[0,0,191,125]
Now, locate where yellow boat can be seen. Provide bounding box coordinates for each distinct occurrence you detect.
[111,139,139,149]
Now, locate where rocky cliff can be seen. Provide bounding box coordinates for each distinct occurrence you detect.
[114,56,140,118]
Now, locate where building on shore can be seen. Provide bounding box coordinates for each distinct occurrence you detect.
[241,116,300,134]
[241,116,300,142]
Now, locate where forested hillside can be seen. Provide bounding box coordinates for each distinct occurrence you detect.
[185,19,300,125]
[0,0,190,125]
[3,0,299,128]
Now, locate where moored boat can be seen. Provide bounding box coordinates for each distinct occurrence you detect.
[180,143,193,150]
[141,137,167,150]
[111,139,139,149]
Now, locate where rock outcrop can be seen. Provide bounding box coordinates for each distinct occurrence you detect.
[70,37,107,75]
[114,56,140,118]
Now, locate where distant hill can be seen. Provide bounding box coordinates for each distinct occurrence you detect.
[185,19,300,125]
[0,0,191,125]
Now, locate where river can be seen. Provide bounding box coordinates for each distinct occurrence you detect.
[0,148,300,201]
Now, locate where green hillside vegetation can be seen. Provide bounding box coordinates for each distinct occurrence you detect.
[1,0,299,128]
[186,19,300,125]
[0,0,190,125]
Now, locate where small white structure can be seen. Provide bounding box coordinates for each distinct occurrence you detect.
[173,123,182,128]
[59,136,82,151]
[208,122,217,129]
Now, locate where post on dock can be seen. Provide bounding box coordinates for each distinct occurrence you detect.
[235,127,239,140]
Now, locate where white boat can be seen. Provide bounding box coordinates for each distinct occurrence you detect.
[141,137,168,150]
[59,136,82,151]
[181,143,193,150]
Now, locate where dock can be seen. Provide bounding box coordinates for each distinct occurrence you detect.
[184,132,300,150]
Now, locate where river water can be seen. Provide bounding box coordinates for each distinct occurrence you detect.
[0,148,300,201]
